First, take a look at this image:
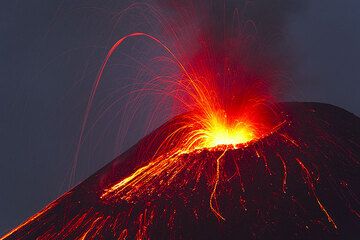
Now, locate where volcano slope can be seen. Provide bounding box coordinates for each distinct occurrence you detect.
[2,102,360,240]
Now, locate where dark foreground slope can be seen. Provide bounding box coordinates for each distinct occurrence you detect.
[2,102,360,240]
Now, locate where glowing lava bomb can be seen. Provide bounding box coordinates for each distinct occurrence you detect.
[2,102,359,240]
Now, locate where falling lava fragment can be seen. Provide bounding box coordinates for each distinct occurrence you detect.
[2,102,360,240]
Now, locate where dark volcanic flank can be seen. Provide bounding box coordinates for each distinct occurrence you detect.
[2,102,359,240]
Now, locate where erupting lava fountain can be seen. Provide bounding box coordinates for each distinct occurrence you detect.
[2,2,360,239]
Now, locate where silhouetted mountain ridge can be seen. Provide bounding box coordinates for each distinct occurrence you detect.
[2,102,359,240]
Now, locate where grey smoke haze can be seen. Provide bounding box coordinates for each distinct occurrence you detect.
[0,0,359,234]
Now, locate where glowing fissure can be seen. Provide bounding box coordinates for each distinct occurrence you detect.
[209,149,228,221]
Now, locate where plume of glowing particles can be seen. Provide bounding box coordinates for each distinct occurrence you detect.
[73,30,338,226]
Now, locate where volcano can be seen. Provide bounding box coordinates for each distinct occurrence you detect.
[2,102,360,240]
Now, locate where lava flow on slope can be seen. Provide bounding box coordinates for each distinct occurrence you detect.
[2,102,360,239]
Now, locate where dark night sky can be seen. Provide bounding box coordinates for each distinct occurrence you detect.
[0,0,359,235]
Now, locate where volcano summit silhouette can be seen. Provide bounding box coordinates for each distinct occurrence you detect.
[2,102,359,240]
